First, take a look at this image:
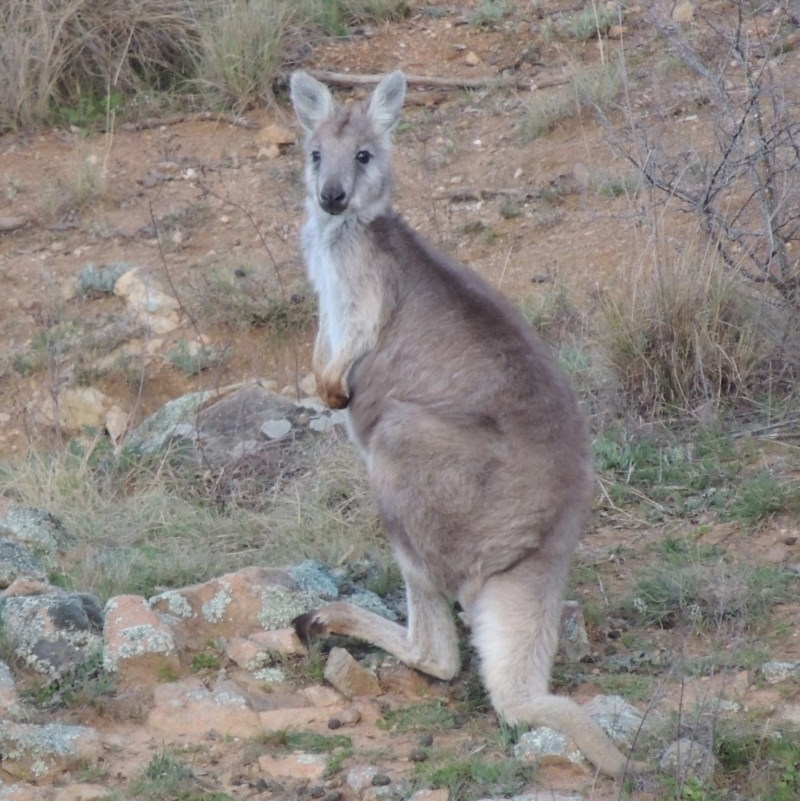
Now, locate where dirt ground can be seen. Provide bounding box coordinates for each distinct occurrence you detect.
[1,1,800,799]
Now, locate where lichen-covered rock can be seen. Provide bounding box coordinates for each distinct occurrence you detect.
[0,498,66,566]
[0,592,103,677]
[0,658,23,720]
[0,540,48,589]
[103,594,179,682]
[660,737,718,781]
[761,660,800,684]
[149,566,322,649]
[513,727,584,769]
[0,722,102,781]
[582,694,648,750]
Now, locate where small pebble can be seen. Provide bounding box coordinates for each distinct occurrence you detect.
[310,786,326,799]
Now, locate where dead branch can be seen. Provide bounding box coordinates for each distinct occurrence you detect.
[121,112,258,132]
[306,69,570,93]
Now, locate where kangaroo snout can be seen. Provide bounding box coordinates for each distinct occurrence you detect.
[319,182,348,215]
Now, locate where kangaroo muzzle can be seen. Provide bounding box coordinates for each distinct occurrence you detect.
[320,182,348,215]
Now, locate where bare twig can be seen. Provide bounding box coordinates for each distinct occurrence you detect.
[306,68,571,93]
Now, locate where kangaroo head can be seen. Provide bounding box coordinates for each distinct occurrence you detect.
[290,71,406,221]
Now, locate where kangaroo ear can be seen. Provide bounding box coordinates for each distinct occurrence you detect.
[291,70,334,132]
[368,71,406,134]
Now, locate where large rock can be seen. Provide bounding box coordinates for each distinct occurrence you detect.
[0,592,103,677]
[125,383,347,477]
[149,565,321,650]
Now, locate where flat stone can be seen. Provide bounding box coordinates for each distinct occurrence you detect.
[147,678,261,740]
[258,752,327,781]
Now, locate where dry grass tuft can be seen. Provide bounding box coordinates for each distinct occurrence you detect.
[0,434,383,602]
[600,236,769,416]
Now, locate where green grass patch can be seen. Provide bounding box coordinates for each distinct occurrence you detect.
[623,537,793,631]
[413,754,536,801]
[379,700,462,732]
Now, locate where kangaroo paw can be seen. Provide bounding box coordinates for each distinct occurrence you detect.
[317,374,350,410]
[293,610,329,645]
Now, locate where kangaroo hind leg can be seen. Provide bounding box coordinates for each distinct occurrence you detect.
[295,567,460,681]
[469,554,641,778]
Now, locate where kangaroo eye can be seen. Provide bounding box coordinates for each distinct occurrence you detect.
[311,150,321,165]
[356,150,371,165]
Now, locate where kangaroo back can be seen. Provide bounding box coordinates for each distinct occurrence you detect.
[290,70,647,779]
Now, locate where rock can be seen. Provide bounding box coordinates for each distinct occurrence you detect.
[258,124,296,146]
[0,592,103,677]
[249,627,307,655]
[324,647,382,698]
[34,386,113,434]
[377,658,434,697]
[114,268,181,335]
[464,51,481,66]
[0,723,102,781]
[660,737,718,781]
[149,566,319,650]
[303,684,345,708]
[513,727,584,769]
[258,752,327,780]
[346,765,382,793]
[0,658,23,720]
[761,660,800,683]
[410,791,449,801]
[513,694,645,770]
[558,600,590,661]
[0,215,29,231]
[0,541,48,588]
[126,384,348,487]
[0,499,67,563]
[103,594,179,683]
[258,706,334,731]
[147,678,262,740]
[672,2,695,22]
[582,694,646,750]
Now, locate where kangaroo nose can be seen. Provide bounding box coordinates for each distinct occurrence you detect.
[320,183,347,215]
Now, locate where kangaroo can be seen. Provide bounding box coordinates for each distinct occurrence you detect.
[290,70,645,778]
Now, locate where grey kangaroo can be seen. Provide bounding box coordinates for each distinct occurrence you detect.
[290,69,644,778]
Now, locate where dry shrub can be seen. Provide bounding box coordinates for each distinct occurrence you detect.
[191,0,296,112]
[0,0,202,130]
[601,237,770,416]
